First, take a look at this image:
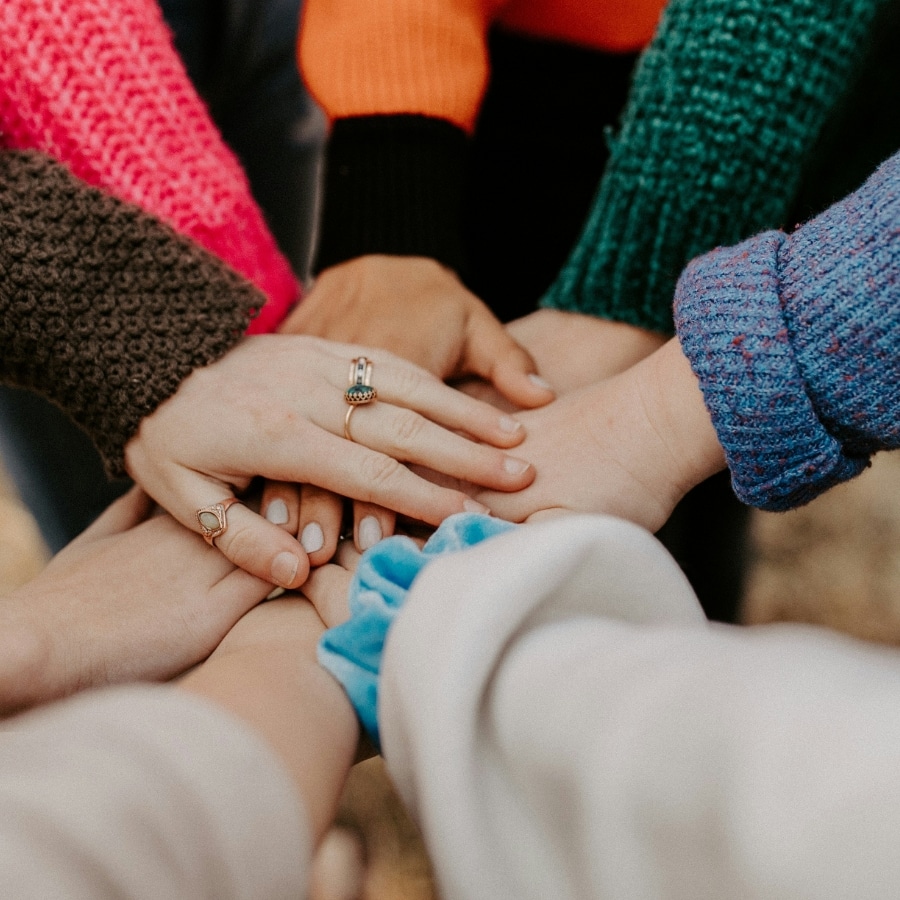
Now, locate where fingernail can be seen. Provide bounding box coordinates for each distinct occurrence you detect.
[358,516,383,551]
[265,498,289,525]
[300,521,324,554]
[271,551,300,587]
[529,373,552,391]
[504,457,532,476]
[266,586,286,601]
[463,499,491,514]
[499,415,523,433]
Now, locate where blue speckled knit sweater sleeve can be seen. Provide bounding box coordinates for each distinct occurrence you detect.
[674,151,900,512]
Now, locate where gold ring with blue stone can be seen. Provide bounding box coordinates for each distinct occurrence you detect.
[344,357,376,441]
[344,356,377,405]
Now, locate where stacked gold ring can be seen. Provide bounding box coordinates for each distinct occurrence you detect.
[344,357,377,441]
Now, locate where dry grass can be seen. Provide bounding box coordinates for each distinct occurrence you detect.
[5,452,900,899]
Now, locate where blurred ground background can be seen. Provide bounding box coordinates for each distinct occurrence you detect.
[5,451,900,898]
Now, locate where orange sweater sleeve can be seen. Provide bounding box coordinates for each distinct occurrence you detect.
[299,0,500,133]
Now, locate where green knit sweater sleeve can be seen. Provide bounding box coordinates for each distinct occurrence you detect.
[541,0,884,334]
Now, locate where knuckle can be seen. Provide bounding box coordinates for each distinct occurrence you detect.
[359,452,405,494]
[217,522,261,574]
[389,362,427,399]
[390,409,427,449]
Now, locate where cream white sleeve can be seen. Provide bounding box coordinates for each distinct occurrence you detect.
[381,514,900,900]
[0,685,310,900]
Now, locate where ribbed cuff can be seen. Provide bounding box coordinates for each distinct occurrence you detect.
[674,231,868,512]
[0,152,261,478]
[315,115,469,275]
[541,0,883,335]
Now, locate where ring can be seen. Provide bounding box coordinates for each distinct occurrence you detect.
[344,356,377,406]
[344,405,358,441]
[344,357,376,441]
[197,497,243,546]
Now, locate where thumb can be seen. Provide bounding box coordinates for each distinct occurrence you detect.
[177,473,311,590]
[463,310,555,409]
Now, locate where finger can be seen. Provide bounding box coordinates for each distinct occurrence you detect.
[298,485,344,566]
[302,563,354,628]
[77,486,153,540]
[353,501,395,552]
[464,310,555,409]
[181,424,491,528]
[184,479,311,590]
[260,481,301,534]
[369,358,527,448]
[335,538,363,572]
[210,567,275,619]
[346,402,535,491]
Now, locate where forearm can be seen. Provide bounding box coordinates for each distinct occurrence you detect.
[180,601,359,842]
[542,0,885,333]
[0,152,259,476]
[1,0,296,329]
[675,150,900,510]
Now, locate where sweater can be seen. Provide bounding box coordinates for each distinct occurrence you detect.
[381,514,900,900]
[0,151,262,477]
[0,686,308,899]
[543,0,886,333]
[299,0,666,274]
[674,149,900,512]
[0,0,297,334]
[300,0,882,333]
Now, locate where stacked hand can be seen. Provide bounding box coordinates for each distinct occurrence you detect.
[0,488,271,715]
[125,335,536,589]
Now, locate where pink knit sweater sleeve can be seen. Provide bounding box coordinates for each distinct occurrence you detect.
[0,0,297,333]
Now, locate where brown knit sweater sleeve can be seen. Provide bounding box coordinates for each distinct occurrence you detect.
[0,151,263,477]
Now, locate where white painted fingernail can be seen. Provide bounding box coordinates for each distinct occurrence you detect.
[265,498,289,525]
[529,373,552,390]
[271,552,300,588]
[358,516,383,550]
[504,457,531,476]
[266,586,286,600]
[300,521,325,554]
[463,499,490,514]
[499,415,523,433]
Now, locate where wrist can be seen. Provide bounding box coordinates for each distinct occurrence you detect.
[180,601,359,839]
[0,601,54,714]
[638,338,726,499]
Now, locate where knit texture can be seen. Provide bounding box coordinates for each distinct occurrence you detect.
[0,0,297,334]
[542,0,885,334]
[674,150,900,512]
[300,0,664,133]
[315,116,469,275]
[0,152,262,477]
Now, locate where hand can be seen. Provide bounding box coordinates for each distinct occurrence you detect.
[281,255,554,408]
[476,340,727,532]
[454,311,668,413]
[259,479,394,565]
[507,309,668,394]
[0,488,272,715]
[125,335,535,589]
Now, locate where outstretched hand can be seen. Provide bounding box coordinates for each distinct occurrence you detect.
[475,340,726,532]
[125,335,535,590]
[281,255,555,408]
[0,487,272,715]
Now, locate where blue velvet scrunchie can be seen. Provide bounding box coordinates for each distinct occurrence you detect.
[318,513,515,751]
